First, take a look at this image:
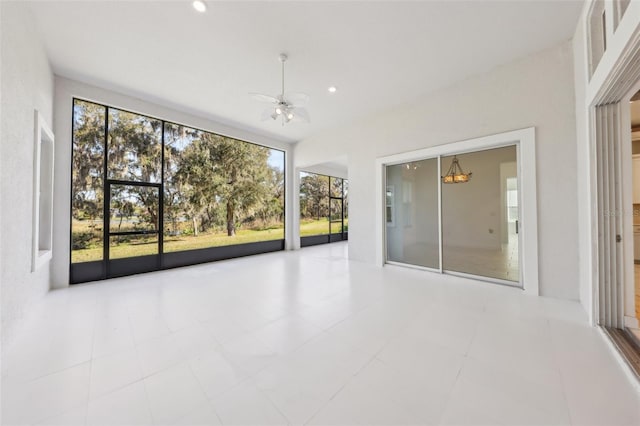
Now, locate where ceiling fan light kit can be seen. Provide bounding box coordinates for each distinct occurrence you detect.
[192,0,206,13]
[250,53,310,126]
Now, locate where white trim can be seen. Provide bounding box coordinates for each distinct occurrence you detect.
[385,260,440,274]
[375,127,539,296]
[32,110,55,272]
[291,167,301,250]
[444,270,521,289]
[585,1,640,104]
[589,105,600,326]
[375,159,386,267]
[437,155,443,272]
[285,148,294,251]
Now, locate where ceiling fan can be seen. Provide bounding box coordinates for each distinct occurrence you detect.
[250,53,310,126]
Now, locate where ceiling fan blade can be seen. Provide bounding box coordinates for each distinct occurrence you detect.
[291,107,310,123]
[261,107,277,121]
[285,92,309,106]
[250,93,279,103]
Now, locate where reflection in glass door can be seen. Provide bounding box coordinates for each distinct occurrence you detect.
[384,145,520,286]
[385,158,440,269]
[441,146,519,282]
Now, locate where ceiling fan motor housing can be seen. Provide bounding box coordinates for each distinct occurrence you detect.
[250,52,310,125]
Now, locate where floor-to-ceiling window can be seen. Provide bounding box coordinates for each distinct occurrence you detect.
[385,145,520,286]
[70,99,285,283]
[299,171,348,247]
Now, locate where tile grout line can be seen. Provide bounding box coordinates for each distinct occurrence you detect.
[125,295,156,426]
[544,316,577,426]
[186,361,225,425]
[248,375,293,426]
[431,300,483,426]
[301,342,383,425]
[8,242,640,426]
[83,306,99,425]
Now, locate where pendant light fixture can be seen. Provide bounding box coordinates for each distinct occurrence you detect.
[442,155,472,184]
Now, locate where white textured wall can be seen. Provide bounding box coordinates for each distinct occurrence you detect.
[0,2,54,347]
[52,77,292,288]
[572,9,591,321]
[295,42,579,299]
[299,164,348,180]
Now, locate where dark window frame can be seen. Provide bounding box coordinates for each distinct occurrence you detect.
[69,98,286,284]
[299,171,348,247]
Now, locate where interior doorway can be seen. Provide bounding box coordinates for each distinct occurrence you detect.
[594,87,640,376]
[594,85,640,376]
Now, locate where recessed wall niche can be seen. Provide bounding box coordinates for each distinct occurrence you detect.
[32,110,55,271]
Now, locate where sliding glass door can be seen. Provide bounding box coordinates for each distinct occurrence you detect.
[385,145,520,285]
[385,158,440,269]
[441,146,518,282]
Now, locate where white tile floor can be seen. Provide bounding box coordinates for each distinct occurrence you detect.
[401,232,519,282]
[2,242,639,425]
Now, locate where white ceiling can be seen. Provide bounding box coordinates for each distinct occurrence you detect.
[29,0,583,143]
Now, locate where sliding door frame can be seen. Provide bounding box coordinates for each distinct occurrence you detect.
[375,127,539,295]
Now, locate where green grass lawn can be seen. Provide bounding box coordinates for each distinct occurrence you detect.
[299,218,330,236]
[299,217,349,236]
[71,218,348,263]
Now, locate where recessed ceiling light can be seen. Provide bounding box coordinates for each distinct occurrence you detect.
[192,0,207,13]
[328,86,337,93]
